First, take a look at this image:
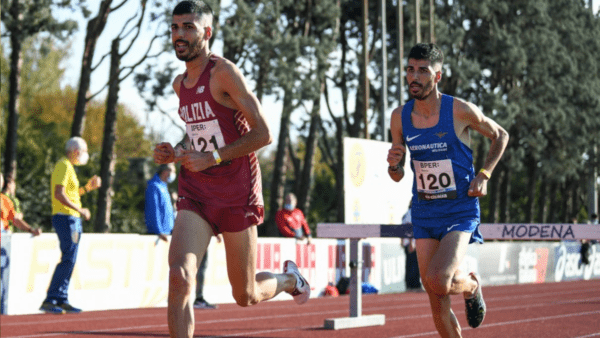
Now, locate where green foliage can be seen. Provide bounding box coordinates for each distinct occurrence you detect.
[0,38,156,233]
[434,0,600,222]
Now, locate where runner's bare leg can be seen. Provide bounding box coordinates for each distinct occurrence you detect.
[168,210,213,338]
[222,225,296,306]
[416,232,478,338]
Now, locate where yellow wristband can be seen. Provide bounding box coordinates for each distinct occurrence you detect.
[212,149,222,165]
[479,168,491,179]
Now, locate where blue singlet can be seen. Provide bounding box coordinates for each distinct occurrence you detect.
[402,94,482,242]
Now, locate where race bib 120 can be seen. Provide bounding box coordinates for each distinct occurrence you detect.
[413,159,457,200]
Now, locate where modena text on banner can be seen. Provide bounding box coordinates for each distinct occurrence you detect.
[479,223,600,240]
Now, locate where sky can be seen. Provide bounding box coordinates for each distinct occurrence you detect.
[51,0,600,150]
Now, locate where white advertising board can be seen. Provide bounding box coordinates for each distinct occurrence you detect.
[343,137,413,224]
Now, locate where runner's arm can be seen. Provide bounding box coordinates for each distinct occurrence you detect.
[460,102,509,178]
[388,106,406,182]
[211,61,272,162]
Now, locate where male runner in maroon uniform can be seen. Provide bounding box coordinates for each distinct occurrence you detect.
[153,1,310,337]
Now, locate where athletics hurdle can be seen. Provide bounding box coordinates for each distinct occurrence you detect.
[316,222,600,330]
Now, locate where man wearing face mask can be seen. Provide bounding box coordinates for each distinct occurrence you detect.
[145,163,177,242]
[41,137,101,314]
[275,193,312,244]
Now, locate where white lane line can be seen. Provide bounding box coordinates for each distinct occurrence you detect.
[390,310,600,338]
[4,287,595,327]
[574,333,600,338]
[3,293,599,337]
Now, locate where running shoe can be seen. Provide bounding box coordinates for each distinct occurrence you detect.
[59,303,82,314]
[193,298,218,309]
[40,301,65,314]
[464,272,486,328]
[283,260,310,305]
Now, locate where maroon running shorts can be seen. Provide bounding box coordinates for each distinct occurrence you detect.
[176,197,264,234]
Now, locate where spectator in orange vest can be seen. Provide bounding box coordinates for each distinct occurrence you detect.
[0,173,41,236]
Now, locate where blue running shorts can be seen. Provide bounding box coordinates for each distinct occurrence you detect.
[412,217,483,244]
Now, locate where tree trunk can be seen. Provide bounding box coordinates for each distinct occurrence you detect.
[525,156,537,223]
[547,181,559,223]
[569,180,579,221]
[4,31,23,181]
[498,166,511,223]
[487,166,500,223]
[536,175,548,223]
[264,89,294,236]
[94,39,120,233]
[297,82,324,214]
[334,118,345,222]
[72,0,112,137]
[560,180,572,223]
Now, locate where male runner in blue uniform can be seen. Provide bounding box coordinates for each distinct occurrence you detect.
[387,43,509,337]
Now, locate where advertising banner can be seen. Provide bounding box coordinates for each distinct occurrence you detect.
[343,137,413,225]
[1,233,11,314]
[516,243,553,284]
[379,242,407,293]
[3,232,599,315]
[477,242,519,286]
[553,242,600,282]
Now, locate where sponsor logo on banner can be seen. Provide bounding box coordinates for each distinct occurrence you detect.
[380,243,406,293]
[501,224,575,240]
[518,246,549,283]
[478,243,519,285]
[327,243,346,284]
[554,243,600,282]
[362,243,376,283]
[256,243,281,272]
[295,243,316,286]
[1,244,10,314]
[352,198,361,223]
[349,143,366,187]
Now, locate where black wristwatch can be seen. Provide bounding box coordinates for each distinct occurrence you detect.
[388,164,401,172]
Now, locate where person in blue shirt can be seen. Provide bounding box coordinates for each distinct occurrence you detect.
[145,163,177,241]
[387,43,509,337]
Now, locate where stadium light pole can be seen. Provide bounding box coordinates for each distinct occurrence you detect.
[590,145,599,217]
[430,0,435,43]
[363,0,370,139]
[398,0,404,107]
[415,0,421,43]
[381,0,388,142]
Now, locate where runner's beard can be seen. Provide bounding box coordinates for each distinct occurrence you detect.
[409,79,434,101]
[174,38,203,62]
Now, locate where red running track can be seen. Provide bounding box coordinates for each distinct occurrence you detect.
[1,279,599,338]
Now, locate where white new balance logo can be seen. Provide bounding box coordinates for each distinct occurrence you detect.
[196,86,205,94]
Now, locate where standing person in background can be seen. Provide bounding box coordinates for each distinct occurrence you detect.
[153,2,310,336]
[275,193,312,244]
[40,137,101,314]
[581,213,599,265]
[387,43,509,337]
[193,232,221,309]
[2,176,21,233]
[401,202,421,291]
[145,163,177,242]
[1,173,42,236]
[144,164,220,310]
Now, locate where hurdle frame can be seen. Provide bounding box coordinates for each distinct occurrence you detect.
[317,222,600,330]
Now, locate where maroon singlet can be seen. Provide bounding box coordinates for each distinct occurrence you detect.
[177,55,263,208]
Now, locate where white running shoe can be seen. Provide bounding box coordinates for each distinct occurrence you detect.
[283,260,311,305]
